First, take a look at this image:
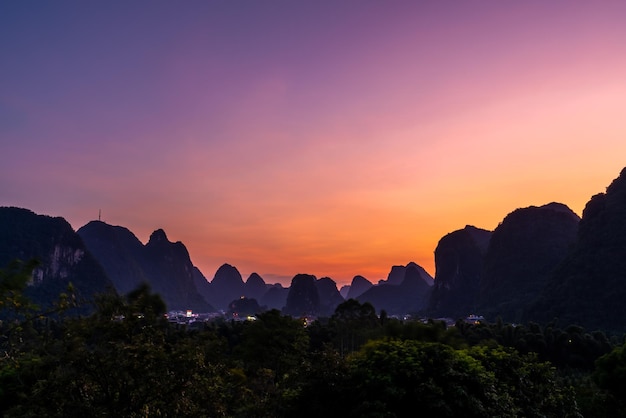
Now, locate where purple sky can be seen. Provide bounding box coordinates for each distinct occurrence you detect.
[3,1,626,286]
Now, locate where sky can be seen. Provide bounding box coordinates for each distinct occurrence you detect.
[2,1,626,287]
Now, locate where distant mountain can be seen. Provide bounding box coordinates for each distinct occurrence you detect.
[0,207,113,313]
[78,221,212,312]
[16,171,626,330]
[143,229,213,311]
[339,285,350,299]
[385,262,433,286]
[260,284,289,311]
[284,274,320,317]
[192,266,213,307]
[406,261,434,286]
[428,225,492,319]
[531,168,626,331]
[386,265,406,285]
[76,221,147,295]
[316,277,345,317]
[245,272,268,301]
[345,275,373,300]
[193,268,270,310]
[357,262,433,315]
[196,263,245,310]
[477,203,579,323]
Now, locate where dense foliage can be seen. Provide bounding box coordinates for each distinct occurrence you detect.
[1,262,624,417]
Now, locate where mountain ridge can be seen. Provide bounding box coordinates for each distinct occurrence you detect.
[78,220,213,312]
[4,166,626,331]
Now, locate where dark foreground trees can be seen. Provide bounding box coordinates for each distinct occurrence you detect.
[0,283,237,417]
[290,339,580,418]
[0,264,618,417]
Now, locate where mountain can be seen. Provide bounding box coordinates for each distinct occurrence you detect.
[78,221,212,312]
[345,275,374,300]
[200,263,245,310]
[0,207,113,313]
[75,220,147,295]
[357,262,433,315]
[386,265,407,285]
[384,263,433,286]
[244,272,268,301]
[531,168,626,331]
[315,277,345,317]
[405,261,434,286]
[260,284,289,311]
[192,266,213,307]
[477,203,579,322]
[194,268,269,311]
[284,274,320,317]
[339,285,350,299]
[428,225,492,319]
[143,229,212,311]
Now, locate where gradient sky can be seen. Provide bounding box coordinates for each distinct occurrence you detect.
[2,1,626,287]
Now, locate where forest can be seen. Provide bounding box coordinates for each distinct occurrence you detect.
[1,259,625,417]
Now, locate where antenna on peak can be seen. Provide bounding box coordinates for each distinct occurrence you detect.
[98,209,101,222]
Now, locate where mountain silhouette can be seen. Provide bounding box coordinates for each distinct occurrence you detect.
[244,272,269,301]
[9,164,626,331]
[428,225,492,319]
[78,221,212,312]
[316,277,346,317]
[531,168,626,331]
[284,274,320,316]
[198,263,245,310]
[260,283,289,311]
[477,203,579,322]
[345,275,374,300]
[195,267,271,310]
[357,262,433,315]
[0,207,113,313]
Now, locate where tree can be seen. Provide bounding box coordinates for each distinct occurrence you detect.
[285,344,352,418]
[0,259,39,313]
[329,299,382,355]
[344,340,580,418]
[0,259,78,414]
[0,284,239,417]
[346,340,508,417]
[233,309,310,417]
[593,343,626,415]
[468,345,581,417]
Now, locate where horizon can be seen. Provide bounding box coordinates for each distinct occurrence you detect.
[2,1,626,287]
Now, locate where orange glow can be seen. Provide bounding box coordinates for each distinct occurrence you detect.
[3,2,626,287]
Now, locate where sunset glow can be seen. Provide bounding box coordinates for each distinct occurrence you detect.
[2,1,626,286]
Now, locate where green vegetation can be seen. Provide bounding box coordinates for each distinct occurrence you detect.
[0,261,623,417]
